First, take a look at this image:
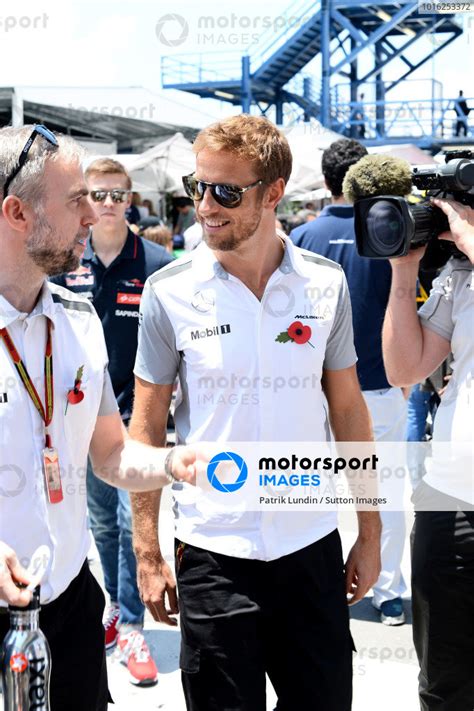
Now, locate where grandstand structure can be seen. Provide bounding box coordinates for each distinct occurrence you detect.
[161,0,472,150]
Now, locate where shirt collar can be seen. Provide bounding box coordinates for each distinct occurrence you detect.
[279,232,314,278]
[84,228,138,263]
[0,282,60,330]
[192,232,310,284]
[192,242,228,283]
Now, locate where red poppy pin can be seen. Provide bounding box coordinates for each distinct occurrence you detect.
[275,321,315,348]
[65,365,85,413]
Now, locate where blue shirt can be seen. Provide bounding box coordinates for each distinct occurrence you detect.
[51,230,174,420]
[290,204,392,390]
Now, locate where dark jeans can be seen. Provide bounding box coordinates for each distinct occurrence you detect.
[0,561,110,711]
[176,530,354,711]
[411,504,474,710]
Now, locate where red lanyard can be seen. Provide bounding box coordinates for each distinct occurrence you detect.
[0,319,54,447]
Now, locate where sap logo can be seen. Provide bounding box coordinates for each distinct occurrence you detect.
[190,324,231,341]
[115,309,140,318]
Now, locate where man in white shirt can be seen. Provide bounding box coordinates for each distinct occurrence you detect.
[0,125,199,711]
[382,196,474,710]
[130,115,381,711]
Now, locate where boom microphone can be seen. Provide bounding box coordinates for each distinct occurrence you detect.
[342,154,413,204]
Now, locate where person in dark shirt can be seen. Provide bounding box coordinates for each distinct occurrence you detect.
[51,158,173,686]
[290,139,408,626]
[454,90,470,137]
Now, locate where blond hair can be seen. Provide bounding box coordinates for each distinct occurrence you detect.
[193,115,292,185]
[85,157,132,190]
[143,225,173,249]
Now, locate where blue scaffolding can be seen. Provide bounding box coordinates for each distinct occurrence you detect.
[161,0,472,148]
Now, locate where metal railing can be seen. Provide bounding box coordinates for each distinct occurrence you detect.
[161,53,242,86]
[332,96,474,140]
[249,0,320,71]
[161,0,320,87]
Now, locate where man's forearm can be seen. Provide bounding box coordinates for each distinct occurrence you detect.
[383,263,423,386]
[329,396,380,528]
[356,510,382,539]
[128,412,168,557]
[94,439,172,491]
[328,393,372,443]
[131,489,162,557]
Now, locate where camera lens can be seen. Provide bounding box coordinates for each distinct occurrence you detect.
[365,200,406,257]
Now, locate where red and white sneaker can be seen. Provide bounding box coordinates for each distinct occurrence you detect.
[116,630,158,686]
[103,603,120,649]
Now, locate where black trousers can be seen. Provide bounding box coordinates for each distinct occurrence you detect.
[411,500,474,710]
[0,561,110,711]
[176,529,353,711]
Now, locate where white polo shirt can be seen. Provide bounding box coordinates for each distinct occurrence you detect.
[135,236,357,560]
[419,257,474,504]
[0,283,117,605]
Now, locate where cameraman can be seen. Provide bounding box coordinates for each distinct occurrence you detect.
[382,197,474,710]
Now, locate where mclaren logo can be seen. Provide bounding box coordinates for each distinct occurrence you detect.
[191,290,215,313]
[191,324,231,340]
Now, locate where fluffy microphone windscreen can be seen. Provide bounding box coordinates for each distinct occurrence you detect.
[342,154,413,203]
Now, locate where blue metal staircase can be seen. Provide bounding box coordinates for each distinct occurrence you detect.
[161,0,466,146]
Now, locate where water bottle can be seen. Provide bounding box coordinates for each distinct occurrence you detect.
[1,585,51,710]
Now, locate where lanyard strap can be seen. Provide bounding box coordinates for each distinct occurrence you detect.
[0,320,54,444]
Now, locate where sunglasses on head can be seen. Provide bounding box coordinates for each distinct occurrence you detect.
[182,173,263,208]
[89,189,130,203]
[3,124,58,198]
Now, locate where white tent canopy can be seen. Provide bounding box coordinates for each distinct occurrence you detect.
[283,122,435,200]
[283,121,346,198]
[127,132,195,194]
[83,153,157,194]
[83,132,195,196]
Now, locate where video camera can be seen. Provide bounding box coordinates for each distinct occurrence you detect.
[351,150,474,259]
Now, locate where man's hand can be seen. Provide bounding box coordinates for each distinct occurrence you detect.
[345,532,381,606]
[168,444,210,485]
[389,243,426,268]
[0,542,33,606]
[431,197,474,263]
[136,551,179,626]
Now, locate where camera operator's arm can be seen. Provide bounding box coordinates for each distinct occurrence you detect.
[382,248,451,387]
[432,198,474,264]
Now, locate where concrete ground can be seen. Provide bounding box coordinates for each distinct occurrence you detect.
[96,488,420,711]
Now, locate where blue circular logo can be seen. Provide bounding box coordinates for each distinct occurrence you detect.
[207,452,248,493]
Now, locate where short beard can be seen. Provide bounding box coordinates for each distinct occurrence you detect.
[201,211,262,252]
[26,208,80,276]
[28,246,79,276]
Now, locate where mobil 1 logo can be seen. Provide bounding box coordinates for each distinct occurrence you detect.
[190,324,231,341]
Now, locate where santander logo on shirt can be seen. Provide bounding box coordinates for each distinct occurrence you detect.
[116,293,141,305]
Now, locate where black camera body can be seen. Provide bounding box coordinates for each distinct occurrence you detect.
[354,151,474,260]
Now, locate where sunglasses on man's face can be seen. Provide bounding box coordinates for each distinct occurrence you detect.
[182,174,264,209]
[89,189,130,203]
[3,124,58,198]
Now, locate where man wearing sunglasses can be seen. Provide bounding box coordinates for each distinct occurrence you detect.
[0,126,201,711]
[50,157,173,686]
[130,115,381,711]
